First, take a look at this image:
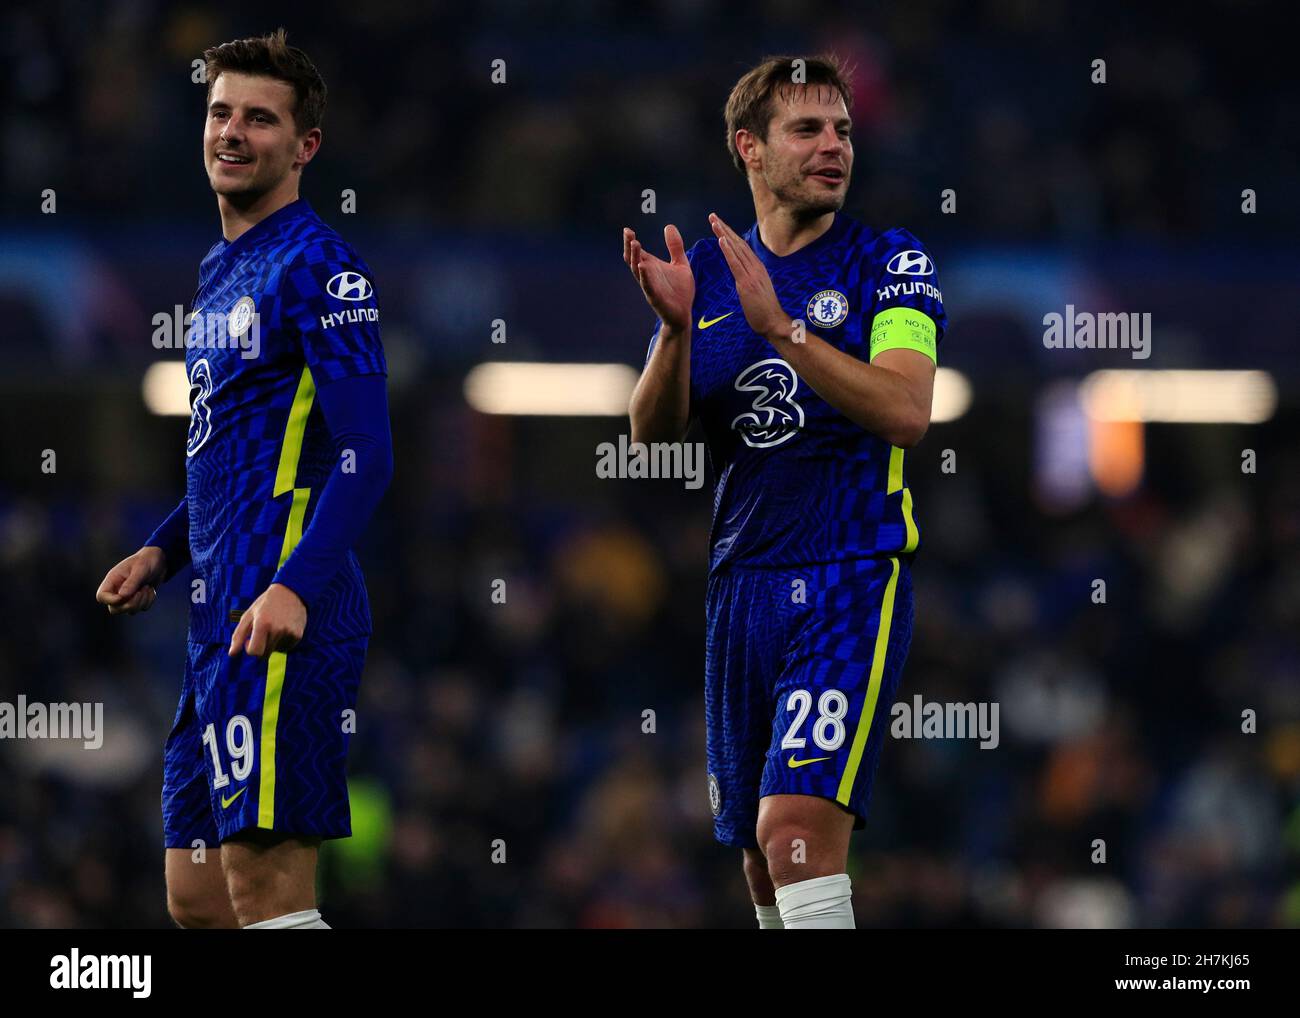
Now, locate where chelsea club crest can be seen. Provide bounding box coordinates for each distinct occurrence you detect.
[228,295,256,338]
[806,289,848,329]
[707,773,722,817]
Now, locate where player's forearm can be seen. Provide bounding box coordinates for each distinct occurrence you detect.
[771,328,930,447]
[629,324,692,444]
[272,451,392,607]
[142,496,191,581]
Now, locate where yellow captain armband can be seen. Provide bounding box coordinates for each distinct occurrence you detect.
[869,308,938,364]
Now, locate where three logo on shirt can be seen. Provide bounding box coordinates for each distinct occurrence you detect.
[187,358,214,458]
[715,250,938,451]
[732,359,805,449]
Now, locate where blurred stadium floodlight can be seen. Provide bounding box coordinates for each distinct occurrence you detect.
[931,368,971,423]
[465,362,639,416]
[142,361,191,415]
[1080,370,1277,424]
[465,362,972,421]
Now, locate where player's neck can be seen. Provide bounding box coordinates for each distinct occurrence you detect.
[752,201,836,257]
[217,182,301,243]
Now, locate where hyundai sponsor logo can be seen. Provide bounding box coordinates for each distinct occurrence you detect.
[885,250,934,276]
[326,271,373,301]
[877,281,943,303]
[320,307,381,329]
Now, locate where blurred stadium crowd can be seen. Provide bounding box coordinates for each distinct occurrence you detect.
[2,1,1298,927]
[3,400,1298,928]
[3,1,1295,240]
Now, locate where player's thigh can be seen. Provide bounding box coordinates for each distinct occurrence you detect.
[220,829,321,925]
[756,793,854,874]
[165,844,226,900]
[164,845,234,926]
[741,846,777,904]
[220,828,320,891]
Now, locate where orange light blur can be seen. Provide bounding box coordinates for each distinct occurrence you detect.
[1089,417,1143,496]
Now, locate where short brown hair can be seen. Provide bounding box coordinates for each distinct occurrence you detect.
[724,55,854,175]
[203,28,327,134]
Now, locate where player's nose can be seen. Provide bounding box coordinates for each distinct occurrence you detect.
[818,125,845,151]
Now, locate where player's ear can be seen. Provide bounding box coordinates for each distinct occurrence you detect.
[735,128,756,165]
[295,127,322,169]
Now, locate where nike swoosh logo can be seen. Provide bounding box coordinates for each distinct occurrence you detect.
[220,787,246,809]
[697,311,735,330]
[787,756,831,769]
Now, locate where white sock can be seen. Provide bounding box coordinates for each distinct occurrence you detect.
[755,903,784,929]
[243,908,330,929]
[775,874,855,929]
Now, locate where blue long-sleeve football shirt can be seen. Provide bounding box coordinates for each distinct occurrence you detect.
[145,198,390,644]
[646,214,947,573]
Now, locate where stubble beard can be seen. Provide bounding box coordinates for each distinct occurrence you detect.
[767,164,847,221]
[209,160,283,209]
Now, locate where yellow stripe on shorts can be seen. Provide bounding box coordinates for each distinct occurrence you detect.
[835,556,901,805]
[257,651,287,829]
[888,446,920,553]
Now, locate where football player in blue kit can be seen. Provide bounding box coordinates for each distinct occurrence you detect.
[95,30,392,929]
[624,55,947,928]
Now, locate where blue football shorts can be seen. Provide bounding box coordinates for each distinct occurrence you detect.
[162,637,366,848]
[704,556,914,848]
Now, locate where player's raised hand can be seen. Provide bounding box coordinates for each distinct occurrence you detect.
[96,546,166,616]
[709,213,792,342]
[623,224,695,333]
[228,583,307,658]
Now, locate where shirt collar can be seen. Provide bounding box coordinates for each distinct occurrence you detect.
[747,212,849,268]
[219,198,312,260]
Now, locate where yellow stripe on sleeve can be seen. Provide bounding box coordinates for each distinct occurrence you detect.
[277,487,311,569]
[273,366,317,498]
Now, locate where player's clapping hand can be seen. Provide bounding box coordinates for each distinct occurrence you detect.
[623,223,695,333]
[96,546,166,616]
[709,213,792,342]
[228,583,307,658]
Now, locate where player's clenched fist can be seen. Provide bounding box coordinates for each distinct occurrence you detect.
[228,583,307,658]
[623,223,695,334]
[96,546,167,616]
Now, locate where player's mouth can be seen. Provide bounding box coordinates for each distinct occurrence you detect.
[215,152,253,168]
[807,166,845,186]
